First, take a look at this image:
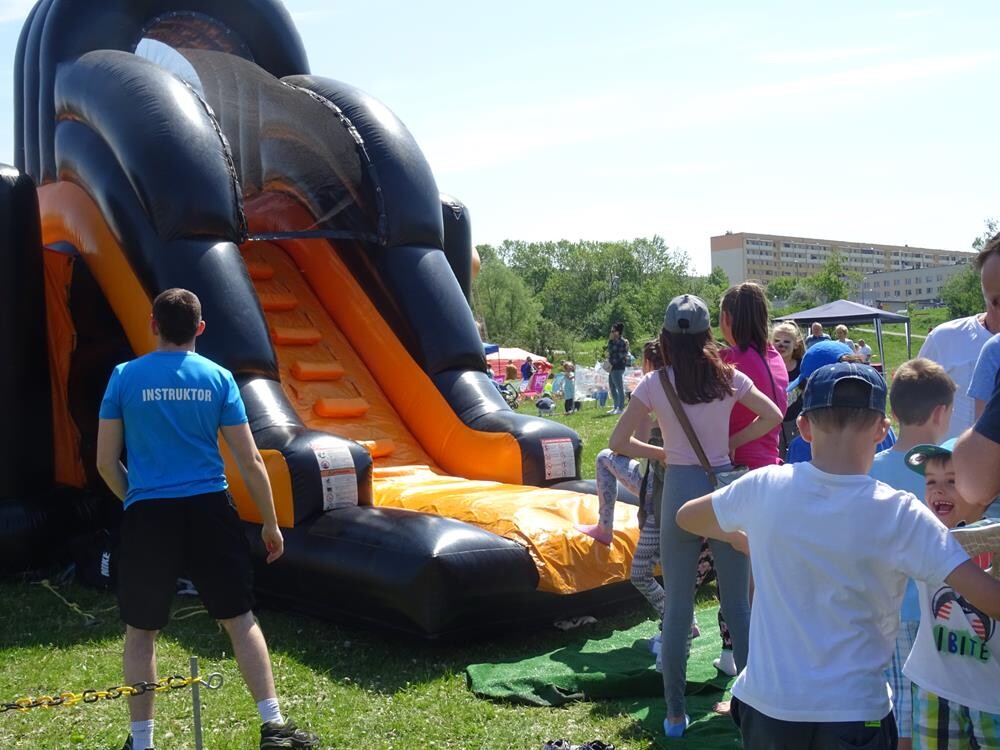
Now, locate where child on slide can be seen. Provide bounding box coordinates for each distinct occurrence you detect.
[575,342,710,641]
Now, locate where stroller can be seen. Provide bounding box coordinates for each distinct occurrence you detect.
[494,380,520,410]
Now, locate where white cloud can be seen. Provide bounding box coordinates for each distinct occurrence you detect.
[0,0,33,24]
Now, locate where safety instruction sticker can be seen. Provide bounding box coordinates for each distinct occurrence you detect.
[541,437,575,480]
[311,440,358,510]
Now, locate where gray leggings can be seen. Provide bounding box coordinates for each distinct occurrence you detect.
[660,464,750,718]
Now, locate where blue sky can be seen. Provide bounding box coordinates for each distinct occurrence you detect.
[1,0,998,272]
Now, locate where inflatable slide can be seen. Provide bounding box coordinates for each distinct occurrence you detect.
[1,0,642,637]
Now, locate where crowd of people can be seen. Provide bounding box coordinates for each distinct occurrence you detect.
[578,237,1000,747]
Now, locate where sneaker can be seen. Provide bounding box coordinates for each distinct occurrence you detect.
[663,714,690,738]
[260,718,320,749]
[120,737,153,750]
[648,632,662,654]
[713,649,737,677]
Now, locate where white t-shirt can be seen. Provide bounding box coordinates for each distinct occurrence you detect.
[919,315,994,438]
[713,463,969,722]
[858,344,873,363]
[631,367,752,466]
[904,549,999,714]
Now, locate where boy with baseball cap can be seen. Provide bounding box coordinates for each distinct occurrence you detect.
[784,341,896,463]
[901,439,999,748]
[676,362,1000,749]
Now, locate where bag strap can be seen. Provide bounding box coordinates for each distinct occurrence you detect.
[755,348,779,402]
[658,368,718,488]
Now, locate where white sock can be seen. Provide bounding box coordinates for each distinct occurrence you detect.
[257,697,283,725]
[714,648,737,676]
[130,719,154,750]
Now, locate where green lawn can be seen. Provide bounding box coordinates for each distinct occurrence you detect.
[0,308,960,749]
[0,577,672,750]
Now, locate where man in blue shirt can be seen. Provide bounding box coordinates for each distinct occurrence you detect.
[97,289,318,750]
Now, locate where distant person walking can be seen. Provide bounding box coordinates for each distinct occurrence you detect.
[96,289,319,750]
[606,322,631,415]
[804,322,830,349]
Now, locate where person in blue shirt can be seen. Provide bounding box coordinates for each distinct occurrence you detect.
[785,340,895,462]
[868,358,956,750]
[96,289,318,750]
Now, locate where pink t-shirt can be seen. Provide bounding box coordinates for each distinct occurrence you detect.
[632,367,752,467]
[721,345,788,469]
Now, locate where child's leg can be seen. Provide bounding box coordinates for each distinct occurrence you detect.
[629,514,664,614]
[969,706,1000,749]
[564,398,574,414]
[576,449,642,544]
[660,466,713,724]
[912,685,969,750]
[707,535,750,674]
[886,621,918,750]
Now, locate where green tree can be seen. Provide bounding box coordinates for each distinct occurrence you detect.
[972,218,1000,251]
[940,265,982,319]
[471,250,543,346]
[802,252,860,304]
[766,276,798,302]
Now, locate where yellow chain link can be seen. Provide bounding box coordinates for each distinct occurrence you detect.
[1,673,223,714]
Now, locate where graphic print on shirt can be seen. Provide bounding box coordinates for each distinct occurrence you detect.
[930,584,996,663]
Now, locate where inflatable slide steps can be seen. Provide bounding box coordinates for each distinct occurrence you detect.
[240,240,419,465]
[238,240,642,594]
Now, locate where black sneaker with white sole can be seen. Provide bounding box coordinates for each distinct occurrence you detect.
[260,718,320,749]
[119,736,153,750]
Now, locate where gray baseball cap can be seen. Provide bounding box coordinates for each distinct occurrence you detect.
[664,294,711,334]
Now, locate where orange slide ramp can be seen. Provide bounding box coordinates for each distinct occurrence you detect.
[240,238,642,594]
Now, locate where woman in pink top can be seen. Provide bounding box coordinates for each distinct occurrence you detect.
[719,282,789,470]
[710,282,789,679]
[609,294,782,738]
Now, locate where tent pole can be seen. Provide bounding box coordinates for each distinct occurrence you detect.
[875,318,885,372]
[905,321,912,359]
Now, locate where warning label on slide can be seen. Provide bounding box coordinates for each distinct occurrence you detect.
[541,437,575,480]
[311,440,358,510]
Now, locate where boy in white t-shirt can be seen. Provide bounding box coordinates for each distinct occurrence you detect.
[676,362,1000,749]
[901,439,999,749]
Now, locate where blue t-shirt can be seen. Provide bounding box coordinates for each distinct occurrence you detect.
[869,448,925,622]
[99,351,248,507]
[785,426,896,464]
[967,332,1000,403]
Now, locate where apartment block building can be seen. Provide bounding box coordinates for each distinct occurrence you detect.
[859,262,970,307]
[710,232,975,285]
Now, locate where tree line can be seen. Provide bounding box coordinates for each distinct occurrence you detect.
[473,220,997,362]
[472,236,724,361]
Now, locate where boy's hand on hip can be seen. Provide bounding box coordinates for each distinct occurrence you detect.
[261,524,284,564]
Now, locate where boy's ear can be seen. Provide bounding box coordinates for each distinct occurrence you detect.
[797,414,813,444]
[875,416,891,444]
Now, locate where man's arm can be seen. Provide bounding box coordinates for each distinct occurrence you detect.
[676,493,749,555]
[945,559,1000,620]
[96,418,128,501]
[953,427,1000,511]
[220,422,284,563]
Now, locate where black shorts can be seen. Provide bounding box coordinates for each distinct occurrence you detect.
[731,697,898,750]
[118,491,254,630]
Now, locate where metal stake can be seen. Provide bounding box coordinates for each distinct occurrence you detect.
[190,656,203,750]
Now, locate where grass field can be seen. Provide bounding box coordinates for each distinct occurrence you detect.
[0,308,961,749]
[0,575,671,750]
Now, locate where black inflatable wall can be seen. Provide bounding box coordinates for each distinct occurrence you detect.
[16,0,310,182]
[0,165,51,497]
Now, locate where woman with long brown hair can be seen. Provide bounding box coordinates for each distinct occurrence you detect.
[609,294,782,737]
